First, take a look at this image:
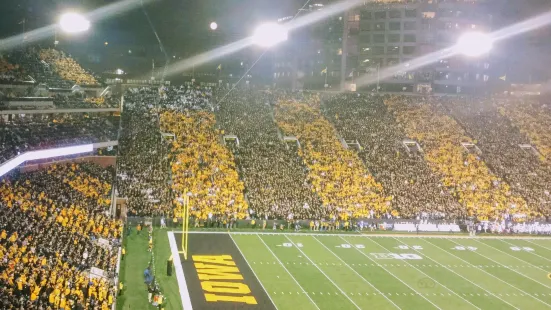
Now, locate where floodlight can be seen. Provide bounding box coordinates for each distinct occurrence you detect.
[59,12,90,34]
[252,23,288,47]
[210,22,218,30]
[455,32,493,57]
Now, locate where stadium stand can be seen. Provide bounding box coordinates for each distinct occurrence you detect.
[442,97,551,216]
[385,96,532,220]
[323,94,459,219]
[0,162,120,309]
[275,97,393,219]
[116,87,172,217]
[39,49,98,86]
[215,90,323,220]
[161,110,249,221]
[0,113,118,164]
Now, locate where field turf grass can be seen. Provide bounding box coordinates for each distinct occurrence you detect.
[117,228,183,310]
[122,229,551,310]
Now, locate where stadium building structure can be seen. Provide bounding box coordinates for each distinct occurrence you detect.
[273,0,494,95]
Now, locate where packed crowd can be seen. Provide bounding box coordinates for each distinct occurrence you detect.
[324,94,458,219]
[275,97,393,219]
[498,98,551,161]
[39,49,98,86]
[54,94,120,109]
[0,113,118,163]
[215,90,323,219]
[443,97,551,216]
[0,162,121,309]
[161,110,249,220]
[5,48,73,88]
[0,56,26,83]
[116,87,172,217]
[385,96,532,220]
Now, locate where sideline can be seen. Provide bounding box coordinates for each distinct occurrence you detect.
[177,230,551,240]
[168,231,193,310]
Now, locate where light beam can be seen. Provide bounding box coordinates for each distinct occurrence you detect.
[0,0,154,52]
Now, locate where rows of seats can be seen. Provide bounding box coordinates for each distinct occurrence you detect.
[215,91,323,219]
[116,87,172,217]
[385,96,532,220]
[6,48,73,88]
[39,49,98,86]
[0,163,120,309]
[324,94,458,219]
[161,110,248,220]
[498,98,551,161]
[275,98,393,219]
[0,113,118,163]
[443,97,551,216]
[53,94,120,109]
[0,56,26,84]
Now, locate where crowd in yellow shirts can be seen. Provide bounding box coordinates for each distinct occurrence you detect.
[161,110,248,221]
[39,49,98,85]
[324,94,458,219]
[214,90,324,220]
[385,96,533,220]
[498,98,551,161]
[443,97,551,216]
[0,163,121,309]
[275,99,393,219]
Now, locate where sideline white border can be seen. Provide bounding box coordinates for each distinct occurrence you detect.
[177,231,551,240]
[168,231,193,310]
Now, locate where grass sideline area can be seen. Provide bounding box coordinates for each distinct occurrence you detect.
[117,228,183,310]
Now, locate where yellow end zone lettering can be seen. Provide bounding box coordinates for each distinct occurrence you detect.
[193,255,257,305]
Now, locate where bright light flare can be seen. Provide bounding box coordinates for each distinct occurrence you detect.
[210,22,218,30]
[59,12,91,34]
[252,23,288,47]
[455,32,493,57]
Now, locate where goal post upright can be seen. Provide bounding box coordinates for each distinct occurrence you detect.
[182,191,190,260]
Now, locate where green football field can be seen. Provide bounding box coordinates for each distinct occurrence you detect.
[204,233,551,310]
[121,230,551,310]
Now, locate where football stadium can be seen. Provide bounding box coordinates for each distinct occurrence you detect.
[2,0,551,309]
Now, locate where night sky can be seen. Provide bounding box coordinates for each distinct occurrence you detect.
[1,0,551,82]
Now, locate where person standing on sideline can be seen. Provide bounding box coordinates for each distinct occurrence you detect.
[121,247,126,260]
[160,217,166,229]
[137,223,142,235]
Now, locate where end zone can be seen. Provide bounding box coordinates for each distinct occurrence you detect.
[169,231,276,310]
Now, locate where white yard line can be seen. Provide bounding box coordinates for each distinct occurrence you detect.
[474,239,551,276]
[392,237,519,310]
[283,235,362,310]
[368,237,481,310]
[524,239,551,252]
[424,238,551,308]
[229,234,279,310]
[313,236,402,310]
[498,239,551,263]
[256,234,320,310]
[338,236,441,310]
[183,231,551,240]
[448,238,551,290]
[167,231,193,310]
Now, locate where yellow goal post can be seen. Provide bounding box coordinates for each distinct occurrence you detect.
[181,192,190,260]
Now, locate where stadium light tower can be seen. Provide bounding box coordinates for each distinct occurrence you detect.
[252,22,288,47]
[455,32,493,57]
[59,12,91,34]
